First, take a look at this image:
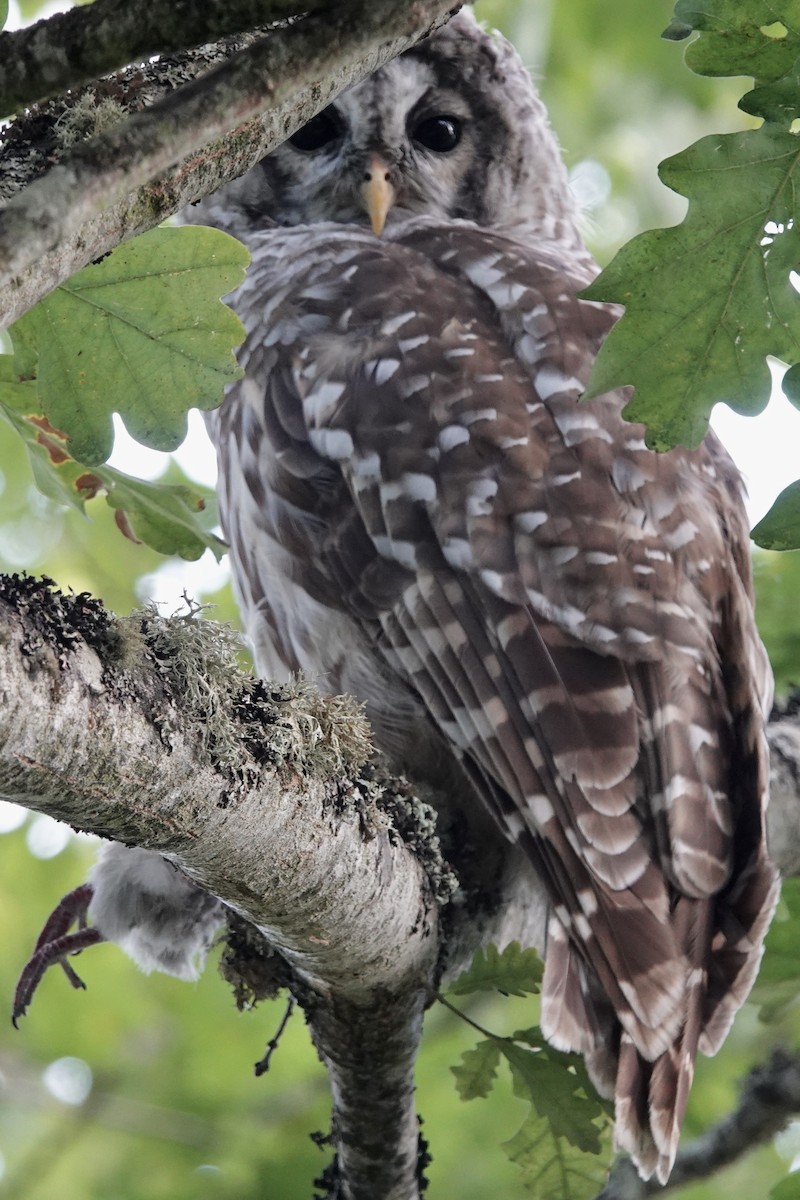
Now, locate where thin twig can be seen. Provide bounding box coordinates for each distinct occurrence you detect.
[436,993,506,1041]
[254,996,296,1076]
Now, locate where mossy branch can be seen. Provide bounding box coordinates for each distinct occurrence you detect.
[0,0,464,327]
[0,575,444,994]
[0,573,449,1199]
[0,0,331,112]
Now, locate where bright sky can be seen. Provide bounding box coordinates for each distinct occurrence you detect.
[711,371,800,528]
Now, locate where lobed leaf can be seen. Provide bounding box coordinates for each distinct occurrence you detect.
[740,60,800,122]
[451,1039,502,1100]
[502,1107,610,1200]
[0,358,225,561]
[101,467,225,561]
[446,942,543,998]
[665,1,800,83]
[583,127,800,449]
[501,1040,608,1154]
[10,226,248,465]
[1,359,103,512]
[752,479,800,548]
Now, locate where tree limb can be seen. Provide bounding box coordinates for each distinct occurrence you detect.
[0,0,463,328]
[0,0,330,113]
[0,582,443,995]
[598,1047,800,1199]
[0,578,442,1199]
[0,569,545,1195]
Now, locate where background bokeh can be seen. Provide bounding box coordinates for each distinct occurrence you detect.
[2,1,800,1196]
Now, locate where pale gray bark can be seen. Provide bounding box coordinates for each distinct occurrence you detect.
[0,0,329,111]
[0,587,441,1199]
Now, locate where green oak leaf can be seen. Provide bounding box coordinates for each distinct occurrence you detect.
[446,942,543,998]
[752,479,800,548]
[502,1106,610,1200]
[11,226,248,465]
[502,1037,608,1154]
[771,1172,800,1199]
[1,356,92,511]
[751,878,800,1021]
[451,1039,501,1100]
[511,1026,609,1111]
[100,467,224,561]
[665,1,800,82]
[448,1009,611,1193]
[0,355,224,560]
[583,127,800,449]
[740,60,800,122]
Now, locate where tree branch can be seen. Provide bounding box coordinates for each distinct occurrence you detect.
[0,583,442,995]
[0,0,330,112]
[598,1048,800,1199]
[0,0,463,328]
[0,578,442,1199]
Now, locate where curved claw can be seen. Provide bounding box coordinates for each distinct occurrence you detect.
[12,884,105,1027]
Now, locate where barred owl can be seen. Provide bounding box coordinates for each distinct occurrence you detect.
[97,6,781,1184]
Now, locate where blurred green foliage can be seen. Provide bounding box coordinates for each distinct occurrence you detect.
[2,1,800,1198]
[755,549,800,694]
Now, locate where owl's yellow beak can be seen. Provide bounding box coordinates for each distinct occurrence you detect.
[360,156,396,236]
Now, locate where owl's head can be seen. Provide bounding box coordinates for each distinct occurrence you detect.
[230,9,578,241]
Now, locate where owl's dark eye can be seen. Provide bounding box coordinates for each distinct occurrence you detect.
[289,110,341,152]
[411,115,462,153]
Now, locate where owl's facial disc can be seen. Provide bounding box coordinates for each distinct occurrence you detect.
[272,55,478,229]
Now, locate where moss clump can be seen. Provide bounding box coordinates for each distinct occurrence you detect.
[54,90,127,149]
[218,911,288,1010]
[121,601,374,784]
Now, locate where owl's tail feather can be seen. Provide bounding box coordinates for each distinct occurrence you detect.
[614,995,702,1184]
[542,897,711,1184]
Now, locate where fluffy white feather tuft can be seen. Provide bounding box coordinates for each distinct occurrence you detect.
[88,845,225,980]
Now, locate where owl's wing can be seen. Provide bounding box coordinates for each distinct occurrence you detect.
[217,218,777,1180]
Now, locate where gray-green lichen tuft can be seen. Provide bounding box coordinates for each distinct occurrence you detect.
[54,90,127,149]
[118,602,374,783]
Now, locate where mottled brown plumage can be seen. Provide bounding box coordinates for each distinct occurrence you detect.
[196,10,778,1180]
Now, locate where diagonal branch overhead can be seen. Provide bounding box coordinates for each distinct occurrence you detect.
[0,0,463,328]
[0,0,331,112]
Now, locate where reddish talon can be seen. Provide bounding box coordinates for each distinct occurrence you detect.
[12,884,105,1027]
